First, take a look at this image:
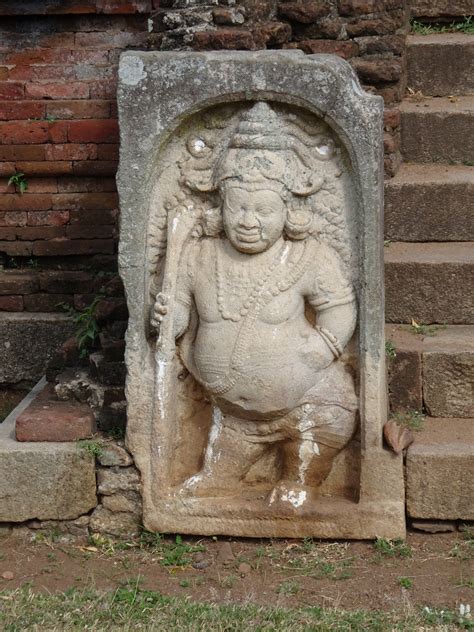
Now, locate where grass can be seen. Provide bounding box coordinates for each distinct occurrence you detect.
[385,340,396,360]
[78,439,104,459]
[0,584,472,631]
[373,538,412,559]
[411,16,474,34]
[410,319,447,337]
[391,409,425,432]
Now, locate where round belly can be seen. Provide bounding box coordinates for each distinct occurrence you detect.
[193,320,321,418]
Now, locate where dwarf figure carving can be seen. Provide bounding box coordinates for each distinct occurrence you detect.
[151,102,357,508]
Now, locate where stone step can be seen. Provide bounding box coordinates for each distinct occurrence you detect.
[0,379,97,522]
[400,96,474,163]
[384,242,474,324]
[407,34,474,97]
[384,164,474,242]
[411,0,473,18]
[386,324,474,418]
[406,417,474,520]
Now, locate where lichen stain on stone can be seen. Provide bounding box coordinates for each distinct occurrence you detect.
[119,56,147,87]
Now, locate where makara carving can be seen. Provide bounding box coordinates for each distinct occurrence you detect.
[148,101,358,509]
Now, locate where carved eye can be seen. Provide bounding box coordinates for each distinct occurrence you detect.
[187,137,209,157]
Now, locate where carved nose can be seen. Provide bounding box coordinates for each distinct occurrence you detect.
[240,210,259,229]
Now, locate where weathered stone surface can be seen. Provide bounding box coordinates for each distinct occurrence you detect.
[101,491,142,514]
[401,96,474,164]
[98,442,133,467]
[386,324,474,417]
[0,398,97,522]
[407,34,474,97]
[0,313,74,385]
[385,242,474,324]
[117,51,403,539]
[89,506,140,536]
[424,352,474,419]
[411,520,457,533]
[411,0,473,17]
[16,384,96,442]
[89,352,126,386]
[406,418,474,520]
[385,164,474,242]
[0,271,39,295]
[97,466,140,495]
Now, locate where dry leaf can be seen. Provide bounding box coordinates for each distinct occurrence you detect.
[384,420,415,454]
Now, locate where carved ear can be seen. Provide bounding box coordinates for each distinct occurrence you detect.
[284,203,314,240]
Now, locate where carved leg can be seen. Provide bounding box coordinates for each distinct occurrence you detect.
[179,415,269,497]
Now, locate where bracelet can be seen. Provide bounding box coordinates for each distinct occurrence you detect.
[317,326,344,359]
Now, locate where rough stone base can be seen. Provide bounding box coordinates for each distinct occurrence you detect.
[406,418,474,520]
[0,380,97,522]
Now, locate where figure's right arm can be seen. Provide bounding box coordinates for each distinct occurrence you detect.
[150,242,195,340]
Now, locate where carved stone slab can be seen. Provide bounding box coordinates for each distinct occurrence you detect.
[117,51,405,539]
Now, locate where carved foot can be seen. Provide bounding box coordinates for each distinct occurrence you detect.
[176,473,238,498]
[266,480,314,510]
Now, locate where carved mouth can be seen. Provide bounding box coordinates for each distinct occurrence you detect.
[235,230,261,243]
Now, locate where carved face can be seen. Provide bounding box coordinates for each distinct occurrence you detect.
[222,187,286,254]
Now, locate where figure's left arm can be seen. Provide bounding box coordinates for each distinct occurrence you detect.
[307,243,357,360]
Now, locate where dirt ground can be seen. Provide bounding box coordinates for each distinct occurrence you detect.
[0,528,472,613]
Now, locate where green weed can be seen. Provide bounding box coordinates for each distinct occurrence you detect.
[373,538,412,559]
[59,297,102,358]
[411,16,474,34]
[398,577,413,589]
[385,340,397,360]
[392,409,425,432]
[410,319,447,336]
[78,439,104,459]
[8,172,28,195]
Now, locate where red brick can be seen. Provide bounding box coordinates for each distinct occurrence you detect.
[16,226,66,240]
[0,82,25,100]
[193,30,255,50]
[15,161,73,176]
[338,0,403,15]
[0,162,15,176]
[28,210,70,226]
[278,1,331,22]
[0,68,9,81]
[0,271,39,296]
[97,144,119,160]
[0,33,75,50]
[88,79,118,99]
[0,240,32,256]
[384,108,401,129]
[285,39,359,59]
[57,176,116,193]
[52,192,118,210]
[0,49,70,65]
[0,295,24,311]
[72,160,117,176]
[39,270,94,294]
[0,194,52,212]
[70,208,118,225]
[18,178,58,194]
[75,31,146,48]
[0,145,46,161]
[346,12,405,37]
[351,56,402,83]
[0,228,16,240]
[0,100,45,121]
[46,100,111,120]
[258,22,292,46]
[0,121,67,145]
[9,65,76,81]
[25,82,90,100]
[67,119,118,143]
[0,211,27,226]
[32,238,115,256]
[70,51,109,64]
[66,224,117,239]
[24,293,73,312]
[45,143,98,161]
[16,397,96,442]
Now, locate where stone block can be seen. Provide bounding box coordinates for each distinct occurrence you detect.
[384,164,474,242]
[406,418,474,520]
[0,313,74,385]
[98,442,133,467]
[89,505,140,536]
[424,351,474,418]
[385,242,474,324]
[411,0,473,17]
[407,34,474,97]
[401,96,474,164]
[387,349,422,413]
[0,394,97,522]
[101,491,142,514]
[97,466,140,495]
[15,390,96,442]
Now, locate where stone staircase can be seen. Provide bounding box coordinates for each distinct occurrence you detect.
[384,31,474,523]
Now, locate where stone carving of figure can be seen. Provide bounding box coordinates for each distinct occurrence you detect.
[150,102,357,509]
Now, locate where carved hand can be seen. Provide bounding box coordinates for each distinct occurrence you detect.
[151,292,168,332]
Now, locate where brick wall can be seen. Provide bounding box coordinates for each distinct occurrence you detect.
[0,0,407,322]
